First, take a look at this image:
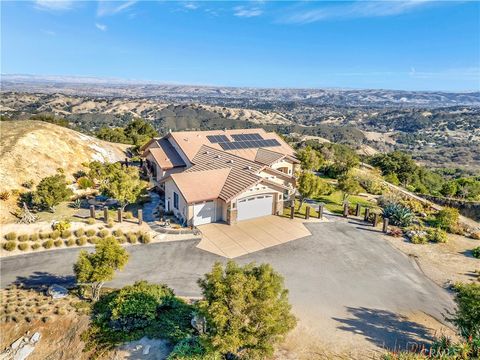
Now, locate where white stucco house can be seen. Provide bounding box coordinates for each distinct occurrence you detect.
[141,128,299,226]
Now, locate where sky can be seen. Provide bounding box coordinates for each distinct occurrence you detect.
[1,0,479,91]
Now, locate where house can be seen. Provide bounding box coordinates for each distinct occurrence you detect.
[141,128,299,226]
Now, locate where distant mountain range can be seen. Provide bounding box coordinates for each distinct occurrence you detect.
[2,74,479,108]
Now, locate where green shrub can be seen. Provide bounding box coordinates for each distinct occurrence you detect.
[17,234,29,242]
[22,180,34,189]
[127,233,138,244]
[43,240,54,249]
[116,236,127,244]
[451,283,480,341]
[31,243,40,250]
[29,233,39,242]
[52,220,71,232]
[39,232,50,240]
[427,228,448,243]
[123,212,133,219]
[434,207,460,232]
[167,337,215,360]
[382,204,414,227]
[88,236,99,244]
[18,243,29,251]
[113,229,124,237]
[77,176,94,190]
[106,221,114,228]
[54,240,63,247]
[86,229,96,237]
[4,232,16,241]
[98,229,109,238]
[66,239,76,247]
[76,237,87,246]
[87,217,96,225]
[61,230,72,239]
[50,230,60,239]
[473,247,480,259]
[410,234,428,244]
[75,228,85,237]
[3,241,16,251]
[139,232,151,244]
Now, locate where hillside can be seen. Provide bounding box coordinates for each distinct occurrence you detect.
[0,120,127,191]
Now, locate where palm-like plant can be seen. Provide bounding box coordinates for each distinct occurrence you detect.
[382,203,414,227]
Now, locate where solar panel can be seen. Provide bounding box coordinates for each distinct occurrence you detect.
[232,133,263,141]
[218,137,281,151]
[207,135,229,143]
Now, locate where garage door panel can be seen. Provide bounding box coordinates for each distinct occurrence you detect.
[193,201,215,226]
[237,194,273,221]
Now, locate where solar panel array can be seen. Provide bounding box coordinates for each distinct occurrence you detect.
[219,139,280,150]
[207,135,229,143]
[231,133,263,141]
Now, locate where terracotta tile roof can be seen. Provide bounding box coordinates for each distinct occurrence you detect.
[168,128,295,163]
[254,148,286,165]
[170,168,231,203]
[186,146,264,202]
[145,138,186,170]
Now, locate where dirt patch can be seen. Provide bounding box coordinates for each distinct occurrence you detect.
[384,233,479,287]
[114,337,172,360]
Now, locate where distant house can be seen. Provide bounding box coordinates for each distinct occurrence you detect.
[141,129,299,226]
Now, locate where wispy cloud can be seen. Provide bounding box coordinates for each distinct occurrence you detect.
[34,0,74,12]
[184,2,199,10]
[234,5,263,18]
[280,0,434,24]
[97,0,137,17]
[95,23,107,31]
[409,67,480,80]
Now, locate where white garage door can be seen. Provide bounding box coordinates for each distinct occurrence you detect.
[193,201,216,226]
[237,194,273,221]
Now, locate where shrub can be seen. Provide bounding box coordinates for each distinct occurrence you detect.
[17,234,29,242]
[54,240,63,247]
[39,232,50,240]
[29,233,39,242]
[52,220,71,232]
[98,229,109,238]
[18,243,29,251]
[113,229,124,237]
[472,247,480,259]
[77,176,94,190]
[116,236,127,244]
[127,233,138,244]
[31,243,40,250]
[106,221,114,228]
[42,240,54,249]
[22,180,34,189]
[387,226,403,238]
[451,283,480,340]
[86,229,96,237]
[123,212,133,219]
[61,230,72,239]
[355,174,384,195]
[66,239,75,247]
[382,204,414,228]
[88,236,99,244]
[0,191,10,201]
[434,207,460,231]
[3,241,16,251]
[410,234,428,244]
[76,237,87,246]
[75,228,85,237]
[4,232,17,241]
[139,232,151,244]
[87,217,96,225]
[167,337,212,360]
[50,230,60,240]
[426,228,448,243]
[31,174,73,211]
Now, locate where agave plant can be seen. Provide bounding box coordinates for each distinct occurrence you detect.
[382,203,414,227]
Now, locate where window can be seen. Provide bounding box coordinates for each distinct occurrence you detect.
[173,192,179,209]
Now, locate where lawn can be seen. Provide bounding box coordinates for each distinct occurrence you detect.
[36,202,80,222]
[282,200,320,219]
[315,191,378,215]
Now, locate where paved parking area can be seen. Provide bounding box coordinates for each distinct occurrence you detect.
[196,215,313,258]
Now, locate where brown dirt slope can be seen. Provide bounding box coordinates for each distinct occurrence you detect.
[0,120,127,191]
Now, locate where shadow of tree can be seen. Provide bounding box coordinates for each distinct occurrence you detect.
[13,271,75,290]
[333,307,434,351]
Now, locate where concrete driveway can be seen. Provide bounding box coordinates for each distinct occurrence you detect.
[0,218,454,354]
[197,216,312,258]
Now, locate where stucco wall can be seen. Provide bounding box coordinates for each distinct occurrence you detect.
[272,159,295,175]
[164,178,189,223]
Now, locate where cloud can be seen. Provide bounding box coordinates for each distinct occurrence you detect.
[34,0,74,11]
[408,67,480,80]
[97,0,137,17]
[95,23,107,31]
[234,5,263,18]
[184,2,199,10]
[280,0,435,24]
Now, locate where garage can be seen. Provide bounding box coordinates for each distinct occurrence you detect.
[193,201,216,226]
[237,194,273,221]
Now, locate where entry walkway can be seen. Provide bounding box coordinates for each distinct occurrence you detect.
[197,215,312,258]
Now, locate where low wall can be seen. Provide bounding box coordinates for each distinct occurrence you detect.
[419,195,480,222]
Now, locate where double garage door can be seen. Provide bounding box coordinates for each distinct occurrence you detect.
[237,194,273,221]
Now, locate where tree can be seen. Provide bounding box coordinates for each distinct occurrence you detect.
[296,146,322,171]
[337,173,362,201]
[370,151,417,186]
[101,165,145,211]
[124,118,157,147]
[32,173,73,211]
[440,180,458,198]
[96,127,128,144]
[297,171,332,209]
[197,261,296,359]
[325,144,360,178]
[73,237,129,301]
